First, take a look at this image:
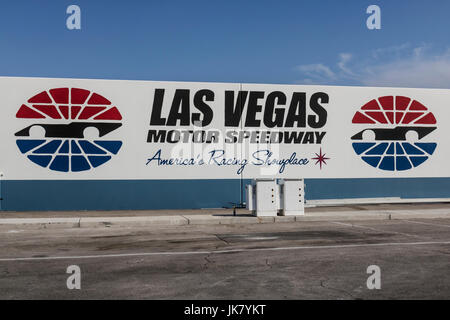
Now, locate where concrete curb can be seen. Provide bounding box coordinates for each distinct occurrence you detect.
[295,211,391,222]
[79,216,189,228]
[0,217,80,229]
[0,209,449,230]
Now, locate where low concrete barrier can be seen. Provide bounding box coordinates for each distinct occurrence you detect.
[0,209,448,229]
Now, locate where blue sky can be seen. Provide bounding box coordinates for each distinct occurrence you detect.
[1,0,450,87]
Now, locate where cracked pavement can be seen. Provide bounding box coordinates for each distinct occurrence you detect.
[0,216,449,299]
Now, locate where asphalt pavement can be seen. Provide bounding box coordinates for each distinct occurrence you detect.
[0,207,449,299]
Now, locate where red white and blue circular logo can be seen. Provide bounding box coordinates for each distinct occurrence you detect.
[351,96,437,171]
[15,88,123,172]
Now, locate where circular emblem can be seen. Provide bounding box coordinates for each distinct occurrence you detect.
[351,96,437,171]
[15,88,123,172]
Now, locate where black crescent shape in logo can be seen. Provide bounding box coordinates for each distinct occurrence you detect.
[15,122,122,138]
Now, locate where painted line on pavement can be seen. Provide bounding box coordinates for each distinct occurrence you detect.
[0,240,449,262]
[329,221,421,238]
[403,219,450,228]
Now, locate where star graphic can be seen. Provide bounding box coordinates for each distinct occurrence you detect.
[312,148,330,170]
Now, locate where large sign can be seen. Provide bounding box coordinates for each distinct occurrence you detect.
[0,77,448,180]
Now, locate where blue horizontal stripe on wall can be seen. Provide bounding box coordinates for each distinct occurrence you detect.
[0,179,241,211]
[1,178,450,211]
[304,178,450,200]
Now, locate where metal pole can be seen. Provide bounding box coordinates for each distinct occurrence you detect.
[0,172,3,211]
[239,82,244,208]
